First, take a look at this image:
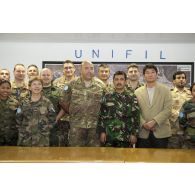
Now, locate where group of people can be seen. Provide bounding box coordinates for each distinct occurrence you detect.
[0,60,195,149]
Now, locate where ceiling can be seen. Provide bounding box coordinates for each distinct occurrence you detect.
[0,33,195,43]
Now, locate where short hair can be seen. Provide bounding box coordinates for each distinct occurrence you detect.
[172,71,186,80]
[28,76,43,87]
[14,63,25,71]
[190,83,195,92]
[98,64,109,69]
[127,63,139,71]
[143,63,158,75]
[113,71,127,80]
[40,68,53,75]
[81,60,94,68]
[63,60,74,66]
[0,79,11,87]
[27,64,39,75]
[0,68,10,73]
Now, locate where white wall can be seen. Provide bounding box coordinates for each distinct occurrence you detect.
[0,42,195,79]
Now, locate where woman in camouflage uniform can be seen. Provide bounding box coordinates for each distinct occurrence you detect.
[16,77,56,146]
[0,79,19,146]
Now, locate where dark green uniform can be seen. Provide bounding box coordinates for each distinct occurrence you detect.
[97,90,140,147]
[42,85,61,146]
[179,99,195,149]
[0,96,19,146]
[16,95,56,147]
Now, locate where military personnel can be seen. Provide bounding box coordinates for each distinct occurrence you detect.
[53,60,77,146]
[27,64,39,80]
[40,68,62,146]
[126,63,143,92]
[0,69,10,81]
[97,71,140,147]
[168,71,192,148]
[53,60,76,88]
[16,77,56,147]
[97,64,113,91]
[0,79,19,146]
[11,63,29,101]
[179,83,195,149]
[60,60,106,147]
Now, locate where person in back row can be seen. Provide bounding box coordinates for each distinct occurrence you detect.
[97,63,113,91]
[11,63,29,101]
[0,68,10,81]
[126,63,143,92]
[168,71,192,148]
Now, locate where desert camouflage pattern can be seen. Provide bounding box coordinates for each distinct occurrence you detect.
[11,80,30,101]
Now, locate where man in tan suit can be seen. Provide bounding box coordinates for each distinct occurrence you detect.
[135,64,172,148]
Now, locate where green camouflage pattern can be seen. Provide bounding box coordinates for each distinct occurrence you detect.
[42,85,62,146]
[178,100,195,148]
[97,90,140,144]
[0,96,19,145]
[16,95,56,146]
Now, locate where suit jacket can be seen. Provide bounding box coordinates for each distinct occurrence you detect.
[135,82,172,139]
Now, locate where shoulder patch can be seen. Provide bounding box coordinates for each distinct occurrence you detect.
[16,107,21,114]
[64,85,69,91]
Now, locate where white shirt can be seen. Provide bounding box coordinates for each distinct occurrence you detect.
[147,87,155,105]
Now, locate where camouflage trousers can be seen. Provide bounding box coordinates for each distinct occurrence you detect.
[57,120,70,146]
[183,138,195,149]
[50,120,70,147]
[69,126,100,147]
[167,134,185,149]
[168,120,184,149]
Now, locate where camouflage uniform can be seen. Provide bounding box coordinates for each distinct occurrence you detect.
[53,76,71,89]
[126,82,143,92]
[97,90,140,147]
[0,96,19,146]
[11,80,30,101]
[179,100,195,149]
[53,76,76,146]
[61,77,105,147]
[16,95,56,147]
[168,87,192,148]
[42,85,61,146]
[105,81,114,92]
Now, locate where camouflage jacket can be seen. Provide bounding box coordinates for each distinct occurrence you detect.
[16,95,56,146]
[61,77,106,128]
[97,90,140,142]
[42,85,61,113]
[53,76,77,89]
[170,87,192,122]
[179,99,195,138]
[0,96,19,145]
[126,82,143,92]
[11,80,30,101]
